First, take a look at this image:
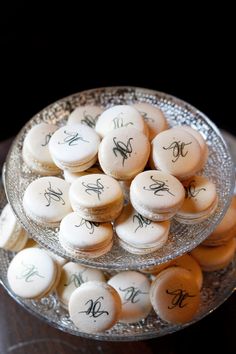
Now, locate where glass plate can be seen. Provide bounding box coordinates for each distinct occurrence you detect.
[4,87,234,270]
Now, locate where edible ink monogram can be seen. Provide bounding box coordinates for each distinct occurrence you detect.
[81,111,99,128]
[43,182,65,207]
[163,141,192,163]
[41,132,53,147]
[166,289,196,309]
[132,213,152,232]
[17,262,44,282]
[75,218,100,234]
[119,286,148,304]
[143,176,175,197]
[112,116,134,129]
[184,180,206,199]
[112,137,133,166]
[64,269,86,288]
[58,131,89,146]
[82,178,105,200]
[140,111,155,123]
[79,296,109,318]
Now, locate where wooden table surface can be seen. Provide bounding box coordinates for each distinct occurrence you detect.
[0,138,236,354]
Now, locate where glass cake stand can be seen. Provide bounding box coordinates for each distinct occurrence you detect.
[3,87,235,270]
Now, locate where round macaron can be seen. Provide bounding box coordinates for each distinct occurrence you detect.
[59,212,113,258]
[130,170,185,221]
[150,267,200,324]
[175,175,218,224]
[63,167,103,184]
[115,204,170,254]
[0,204,28,252]
[23,176,72,227]
[182,126,208,169]
[22,123,60,175]
[68,281,122,333]
[203,196,236,246]
[151,127,202,180]
[49,124,100,172]
[67,105,103,128]
[95,105,148,138]
[7,247,60,299]
[133,102,168,140]
[56,262,105,308]
[191,238,236,272]
[108,271,152,323]
[98,126,150,180]
[69,174,124,222]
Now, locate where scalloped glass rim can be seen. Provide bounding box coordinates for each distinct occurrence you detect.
[4,87,235,270]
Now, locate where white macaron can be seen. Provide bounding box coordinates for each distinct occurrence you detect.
[67,105,103,128]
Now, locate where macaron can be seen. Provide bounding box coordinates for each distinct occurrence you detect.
[133,102,168,140]
[69,174,124,222]
[130,170,185,221]
[203,196,236,246]
[22,123,60,175]
[151,127,202,180]
[59,212,113,258]
[0,204,28,252]
[150,267,200,324]
[108,271,152,323]
[68,281,122,333]
[67,105,103,128]
[49,124,100,172]
[98,126,150,180]
[182,126,208,169]
[95,105,148,138]
[175,175,218,224]
[191,238,236,272]
[115,204,170,254]
[7,247,60,299]
[56,262,105,308]
[23,176,72,227]
[63,167,103,184]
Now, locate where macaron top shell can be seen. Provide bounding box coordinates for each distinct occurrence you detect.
[0,204,18,247]
[98,126,150,180]
[95,105,146,137]
[179,175,217,215]
[68,281,122,333]
[23,123,58,164]
[70,174,123,209]
[133,102,168,140]
[67,105,103,128]
[49,124,100,166]
[152,127,202,179]
[7,248,57,298]
[115,204,170,246]
[150,267,200,324]
[23,177,71,223]
[59,212,113,250]
[130,170,185,213]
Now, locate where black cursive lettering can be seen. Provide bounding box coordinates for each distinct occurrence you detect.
[17,261,44,282]
[78,296,109,318]
[64,269,87,288]
[163,141,192,163]
[75,218,100,234]
[112,137,133,166]
[119,286,148,305]
[132,213,152,233]
[140,111,155,123]
[82,178,105,200]
[112,115,134,129]
[43,182,65,207]
[81,111,99,128]
[143,176,175,197]
[166,289,196,309]
[58,130,89,146]
[184,180,206,199]
[41,132,53,147]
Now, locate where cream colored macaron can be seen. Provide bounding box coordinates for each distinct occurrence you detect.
[133,102,168,140]
[49,124,100,172]
[23,176,72,227]
[203,196,236,246]
[7,247,60,299]
[63,167,103,184]
[22,123,60,175]
[59,212,113,258]
[150,267,200,324]
[56,262,105,308]
[0,204,28,252]
[191,238,236,272]
[115,204,170,254]
[182,126,208,169]
[98,126,150,180]
[68,281,122,333]
[67,105,103,128]
[175,175,218,224]
[151,127,202,180]
[130,170,185,221]
[108,271,152,323]
[95,105,148,138]
[69,174,124,222]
